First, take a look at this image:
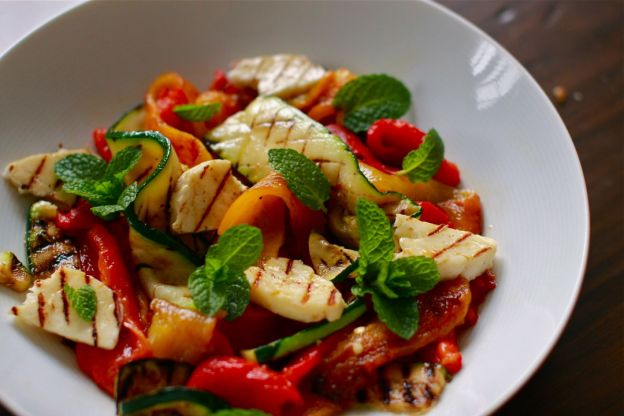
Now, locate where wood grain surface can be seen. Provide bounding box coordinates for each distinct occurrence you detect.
[437,0,624,414]
[1,1,622,415]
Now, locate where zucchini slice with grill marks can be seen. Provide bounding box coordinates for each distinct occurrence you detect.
[119,386,228,416]
[104,129,201,306]
[115,358,194,403]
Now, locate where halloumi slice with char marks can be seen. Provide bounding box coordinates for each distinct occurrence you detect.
[244,257,346,323]
[12,266,120,349]
[170,160,247,234]
[3,148,86,205]
[394,214,496,280]
[228,54,326,98]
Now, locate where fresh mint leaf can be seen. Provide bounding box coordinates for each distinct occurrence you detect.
[355,199,395,278]
[267,148,330,212]
[174,103,222,122]
[190,225,262,318]
[64,284,97,322]
[90,204,123,218]
[387,256,439,296]
[207,225,263,274]
[105,146,142,181]
[54,153,106,182]
[398,129,444,183]
[117,182,139,208]
[62,178,121,206]
[333,74,411,133]
[372,292,419,340]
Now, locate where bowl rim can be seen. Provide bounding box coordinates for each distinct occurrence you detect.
[0,1,590,415]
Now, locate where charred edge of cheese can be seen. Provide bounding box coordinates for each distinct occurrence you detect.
[244,257,346,323]
[170,159,247,234]
[11,266,121,349]
[394,215,496,280]
[309,231,359,280]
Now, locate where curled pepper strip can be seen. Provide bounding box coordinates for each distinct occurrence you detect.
[145,72,213,167]
[218,173,325,259]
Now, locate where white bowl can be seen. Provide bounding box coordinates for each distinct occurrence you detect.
[0,1,589,415]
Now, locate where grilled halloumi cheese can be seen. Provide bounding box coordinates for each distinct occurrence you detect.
[394,215,496,280]
[3,148,85,205]
[12,266,121,349]
[309,231,358,280]
[244,257,346,323]
[228,54,326,98]
[170,160,247,234]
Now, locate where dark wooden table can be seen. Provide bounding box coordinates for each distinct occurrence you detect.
[436,0,624,414]
[1,1,622,415]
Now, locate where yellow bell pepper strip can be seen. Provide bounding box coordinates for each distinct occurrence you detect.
[218,174,325,259]
[145,72,213,167]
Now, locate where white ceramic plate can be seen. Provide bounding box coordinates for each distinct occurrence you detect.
[0,1,589,415]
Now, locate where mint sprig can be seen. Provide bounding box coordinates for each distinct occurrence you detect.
[55,146,142,219]
[64,283,97,322]
[188,225,263,319]
[397,129,444,183]
[333,74,411,133]
[267,148,330,212]
[352,199,440,339]
[174,103,222,122]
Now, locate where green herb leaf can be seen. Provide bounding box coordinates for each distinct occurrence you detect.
[386,256,440,297]
[267,148,331,212]
[372,292,419,340]
[105,146,142,181]
[90,204,124,219]
[333,74,411,133]
[64,284,97,322]
[174,103,222,122]
[190,225,262,318]
[398,129,444,183]
[54,153,106,182]
[62,178,121,206]
[355,199,395,278]
[206,225,264,274]
[89,182,140,219]
[117,182,139,209]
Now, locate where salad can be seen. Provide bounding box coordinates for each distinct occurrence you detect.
[1,54,497,415]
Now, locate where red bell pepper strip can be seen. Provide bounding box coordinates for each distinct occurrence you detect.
[187,357,303,416]
[366,118,426,167]
[327,124,396,173]
[418,201,451,226]
[464,271,497,327]
[156,86,193,132]
[93,128,112,162]
[55,199,97,231]
[435,332,462,375]
[433,159,461,187]
[75,324,152,396]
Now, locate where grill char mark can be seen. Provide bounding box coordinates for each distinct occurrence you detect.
[194,169,232,232]
[26,156,47,190]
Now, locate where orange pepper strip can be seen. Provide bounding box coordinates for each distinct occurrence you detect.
[145,72,213,167]
[219,174,325,259]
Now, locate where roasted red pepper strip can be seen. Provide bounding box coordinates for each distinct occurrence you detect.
[75,324,152,396]
[187,357,303,415]
[93,127,112,162]
[433,159,461,187]
[366,118,426,167]
[55,199,97,231]
[328,123,396,173]
[419,201,451,226]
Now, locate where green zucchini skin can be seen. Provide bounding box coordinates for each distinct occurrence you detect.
[108,104,146,133]
[119,386,229,416]
[242,300,367,363]
[115,358,194,404]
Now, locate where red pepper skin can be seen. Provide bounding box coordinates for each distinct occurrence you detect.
[327,124,396,173]
[419,201,451,226]
[433,159,461,187]
[86,223,145,331]
[366,119,426,167]
[55,199,97,231]
[187,357,303,415]
[435,332,462,374]
[93,128,112,162]
[156,87,193,133]
[464,271,497,327]
[282,345,325,386]
[75,324,152,396]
